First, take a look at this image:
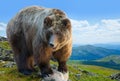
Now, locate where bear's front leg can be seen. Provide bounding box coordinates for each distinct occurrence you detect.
[53,44,72,73]
[34,45,53,78]
[58,61,67,73]
[53,44,72,81]
[39,61,53,78]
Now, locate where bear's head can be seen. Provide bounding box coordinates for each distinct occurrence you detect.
[43,9,72,51]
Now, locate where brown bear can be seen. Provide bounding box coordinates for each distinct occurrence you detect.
[6,6,72,78]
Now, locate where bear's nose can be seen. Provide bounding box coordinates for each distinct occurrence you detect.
[49,43,55,48]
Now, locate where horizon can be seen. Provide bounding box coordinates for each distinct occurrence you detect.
[0,0,120,44]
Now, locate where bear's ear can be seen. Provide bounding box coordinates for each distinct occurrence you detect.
[44,16,52,27]
[62,18,71,27]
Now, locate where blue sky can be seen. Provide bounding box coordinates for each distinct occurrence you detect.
[1,0,120,22]
[0,0,120,44]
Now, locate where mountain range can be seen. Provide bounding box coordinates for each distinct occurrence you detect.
[71,45,120,60]
[93,43,120,50]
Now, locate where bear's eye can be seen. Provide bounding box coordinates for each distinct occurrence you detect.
[62,18,70,27]
[44,17,53,27]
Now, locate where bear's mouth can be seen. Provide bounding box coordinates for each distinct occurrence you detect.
[52,46,57,50]
[52,46,58,51]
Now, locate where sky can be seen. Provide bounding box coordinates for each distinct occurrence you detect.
[0,0,120,44]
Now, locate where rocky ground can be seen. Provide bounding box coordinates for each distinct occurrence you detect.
[0,36,15,67]
[0,47,13,61]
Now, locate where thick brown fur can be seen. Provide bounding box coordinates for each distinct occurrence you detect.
[6,6,72,76]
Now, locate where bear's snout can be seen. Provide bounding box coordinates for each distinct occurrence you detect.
[49,35,57,48]
[49,42,55,48]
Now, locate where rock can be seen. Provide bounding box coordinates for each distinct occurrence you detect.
[73,65,79,70]
[78,68,82,72]
[75,74,81,79]
[5,50,13,55]
[51,64,57,70]
[0,48,14,61]
[0,55,14,61]
[81,70,97,76]
[0,47,4,53]
[0,38,14,62]
[42,70,69,81]
[0,60,5,64]
[0,60,5,63]
[1,56,14,61]
[2,62,16,68]
[109,73,120,81]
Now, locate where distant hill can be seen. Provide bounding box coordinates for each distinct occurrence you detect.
[0,36,7,41]
[93,43,120,50]
[97,55,120,64]
[71,45,120,60]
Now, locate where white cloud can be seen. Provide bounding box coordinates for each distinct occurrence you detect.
[101,19,120,30]
[71,19,120,44]
[0,22,7,36]
[0,19,120,45]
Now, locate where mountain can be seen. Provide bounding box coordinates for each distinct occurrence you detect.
[93,43,120,50]
[97,55,120,64]
[71,45,120,60]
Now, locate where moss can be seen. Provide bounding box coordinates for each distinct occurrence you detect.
[0,41,11,50]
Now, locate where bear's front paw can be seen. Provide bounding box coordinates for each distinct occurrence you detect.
[41,73,50,78]
[19,69,33,75]
[42,70,68,81]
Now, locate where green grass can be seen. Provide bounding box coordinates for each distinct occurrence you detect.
[67,60,119,81]
[0,62,42,81]
[0,41,11,50]
[0,61,119,81]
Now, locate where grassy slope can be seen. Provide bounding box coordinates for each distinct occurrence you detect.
[68,61,119,81]
[0,62,42,81]
[0,41,11,50]
[0,41,119,81]
[0,61,119,81]
[97,55,120,64]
